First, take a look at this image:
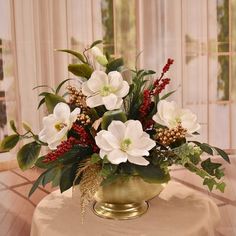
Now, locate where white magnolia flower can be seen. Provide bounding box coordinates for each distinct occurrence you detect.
[153,100,200,134]
[91,46,108,66]
[82,70,129,110]
[95,120,156,166]
[39,102,80,150]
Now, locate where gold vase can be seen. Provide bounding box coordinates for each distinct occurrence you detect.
[93,176,166,220]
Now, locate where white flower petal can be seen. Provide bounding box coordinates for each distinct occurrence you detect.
[69,108,81,127]
[95,130,119,151]
[82,82,93,96]
[126,148,149,157]
[152,113,166,126]
[86,94,103,108]
[133,137,156,150]
[87,71,108,92]
[102,94,118,110]
[107,120,126,142]
[108,71,123,88]
[127,155,149,166]
[99,149,109,158]
[53,102,70,121]
[115,81,129,98]
[125,120,143,141]
[107,149,128,164]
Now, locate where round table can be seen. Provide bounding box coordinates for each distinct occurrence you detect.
[31,181,220,236]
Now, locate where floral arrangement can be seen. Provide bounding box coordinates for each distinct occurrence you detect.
[0,40,230,206]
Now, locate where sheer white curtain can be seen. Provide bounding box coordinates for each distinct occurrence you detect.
[137,0,234,149]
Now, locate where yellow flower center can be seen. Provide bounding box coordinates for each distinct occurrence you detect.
[55,122,67,131]
[120,138,132,151]
[100,85,116,96]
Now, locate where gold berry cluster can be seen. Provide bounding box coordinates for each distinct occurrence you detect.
[156,124,187,146]
[77,113,91,125]
[67,85,87,110]
[67,85,91,125]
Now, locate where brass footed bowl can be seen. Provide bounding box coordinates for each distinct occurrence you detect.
[93,176,166,220]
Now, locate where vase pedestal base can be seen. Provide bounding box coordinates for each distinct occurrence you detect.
[93,201,149,220]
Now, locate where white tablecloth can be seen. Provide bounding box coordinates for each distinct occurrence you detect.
[31,181,220,236]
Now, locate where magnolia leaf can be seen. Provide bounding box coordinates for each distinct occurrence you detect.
[160,90,176,100]
[9,120,18,133]
[35,156,56,169]
[44,94,66,113]
[0,134,20,151]
[60,164,79,192]
[22,122,31,132]
[68,64,93,79]
[101,174,120,187]
[192,141,213,155]
[52,168,62,187]
[213,147,230,163]
[90,40,103,49]
[135,164,170,183]
[37,98,45,109]
[101,110,127,130]
[17,142,41,171]
[55,79,72,94]
[42,167,60,187]
[33,85,54,92]
[57,49,86,63]
[28,167,54,197]
[106,58,124,73]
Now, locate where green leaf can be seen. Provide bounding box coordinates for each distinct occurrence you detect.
[216,182,226,193]
[91,153,102,164]
[203,178,216,191]
[57,49,86,63]
[55,79,71,94]
[90,40,103,48]
[160,90,176,100]
[9,120,18,133]
[37,98,45,109]
[213,147,230,163]
[35,156,57,169]
[106,58,124,73]
[101,174,120,187]
[33,85,54,92]
[68,64,93,79]
[17,142,41,171]
[42,166,59,187]
[0,134,20,151]
[100,164,117,178]
[44,94,66,113]
[192,142,213,155]
[28,167,54,197]
[59,164,80,192]
[52,168,62,187]
[22,122,31,132]
[135,164,170,184]
[201,158,222,176]
[101,109,127,130]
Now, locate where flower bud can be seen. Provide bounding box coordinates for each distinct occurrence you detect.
[91,46,108,66]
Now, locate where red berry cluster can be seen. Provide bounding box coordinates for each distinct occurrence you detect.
[72,123,99,153]
[162,58,174,73]
[43,137,79,163]
[151,78,170,95]
[139,89,152,119]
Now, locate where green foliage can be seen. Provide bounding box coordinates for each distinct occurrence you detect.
[57,49,87,64]
[55,79,71,94]
[91,153,102,164]
[17,142,41,171]
[135,164,170,184]
[22,122,31,132]
[68,64,93,79]
[106,58,124,73]
[44,94,66,113]
[101,109,127,130]
[9,120,18,133]
[160,90,176,100]
[90,40,103,49]
[0,134,20,151]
